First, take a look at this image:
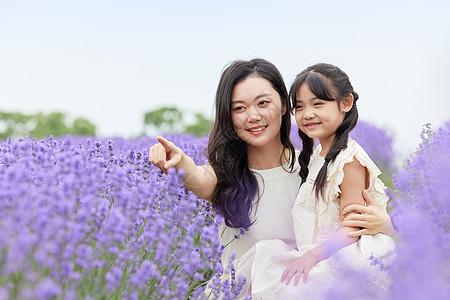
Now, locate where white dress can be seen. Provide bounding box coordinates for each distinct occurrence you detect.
[249,139,395,299]
[218,153,301,298]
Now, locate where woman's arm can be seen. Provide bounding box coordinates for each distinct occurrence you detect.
[340,190,395,237]
[149,136,217,200]
[281,159,366,285]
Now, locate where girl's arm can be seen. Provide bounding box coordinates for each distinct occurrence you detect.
[149,136,217,200]
[340,190,395,237]
[281,159,366,286]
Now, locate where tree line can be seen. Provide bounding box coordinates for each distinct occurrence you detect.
[0,107,211,140]
[0,112,96,140]
[143,107,211,137]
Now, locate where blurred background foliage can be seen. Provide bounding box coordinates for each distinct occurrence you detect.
[143,107,212,137]
[0,106,212,140]
[0,111,96,140]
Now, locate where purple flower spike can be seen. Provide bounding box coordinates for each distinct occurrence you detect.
[35,278,61,300]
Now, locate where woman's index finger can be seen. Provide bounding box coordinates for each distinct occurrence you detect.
[156,136,174,151]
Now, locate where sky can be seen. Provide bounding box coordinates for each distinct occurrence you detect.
[1,0,449,162]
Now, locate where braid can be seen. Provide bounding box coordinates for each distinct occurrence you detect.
[314,104,358,199]
[298,129,314,184]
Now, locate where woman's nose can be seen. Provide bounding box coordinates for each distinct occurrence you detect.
[247,107,262,122]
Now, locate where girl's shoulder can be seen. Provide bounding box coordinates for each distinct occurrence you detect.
[325,138,383,189]
[326,138,389,207]
[336,139,377,169]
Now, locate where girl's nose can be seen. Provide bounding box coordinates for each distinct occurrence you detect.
[303,107,315,119]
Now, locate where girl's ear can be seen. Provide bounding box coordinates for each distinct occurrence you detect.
[340,93,354,112]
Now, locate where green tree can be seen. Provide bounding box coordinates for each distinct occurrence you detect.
[31,112,69,139]
[143,107,212,136]
[72,117,96,136]
[144,107,183,134]
[0,111,97,140]
[0,112,35,139]
[184,113,212,136]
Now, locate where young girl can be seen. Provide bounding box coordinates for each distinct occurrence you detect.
[149,59,394,298]
[249,63,395,299]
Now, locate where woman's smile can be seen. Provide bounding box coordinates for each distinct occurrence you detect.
[247,125,268,135]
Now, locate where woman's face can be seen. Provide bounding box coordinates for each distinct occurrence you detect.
[231,76,286,149]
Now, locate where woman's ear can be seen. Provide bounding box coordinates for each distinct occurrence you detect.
[340,93,354,112]
[281,103,287,115]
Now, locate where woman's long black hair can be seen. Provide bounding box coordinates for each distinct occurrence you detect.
[208,58,296,230]
[289,63,359,200]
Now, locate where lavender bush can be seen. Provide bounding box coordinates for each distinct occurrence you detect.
[1,120,448,299]
[350,121,396,173]
[389,122,450,299]
[0,134,241,299]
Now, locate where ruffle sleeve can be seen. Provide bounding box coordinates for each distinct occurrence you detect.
[325,139,389,210]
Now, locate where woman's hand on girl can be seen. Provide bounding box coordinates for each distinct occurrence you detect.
[341,190,395,237]
[149,136,184,175]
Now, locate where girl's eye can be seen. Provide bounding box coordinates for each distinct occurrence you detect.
[233,106,245,111]
[259,100,269,106]
[314,102,323,106]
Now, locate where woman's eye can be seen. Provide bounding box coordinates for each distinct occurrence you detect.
[314,102,323,106]
[295,105,303,110]
[233,106,245,111]
[259,100,269,106]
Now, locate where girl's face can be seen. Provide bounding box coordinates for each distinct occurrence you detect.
[231,76,286,149]
[294,84,351,148]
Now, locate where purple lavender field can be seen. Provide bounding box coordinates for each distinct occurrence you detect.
[0,121,449,299]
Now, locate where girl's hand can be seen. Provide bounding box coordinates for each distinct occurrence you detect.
[341,190,394,237]
[149,136,184,175]
[281,252,319,285]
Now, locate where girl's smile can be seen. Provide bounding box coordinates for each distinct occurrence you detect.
[304,122,321,129]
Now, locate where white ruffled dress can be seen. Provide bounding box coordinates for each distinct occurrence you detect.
[248,139,395,299]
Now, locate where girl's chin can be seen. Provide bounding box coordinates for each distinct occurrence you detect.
[299,130,315,139]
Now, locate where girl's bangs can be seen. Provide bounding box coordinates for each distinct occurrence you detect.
[305,72,336,101]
